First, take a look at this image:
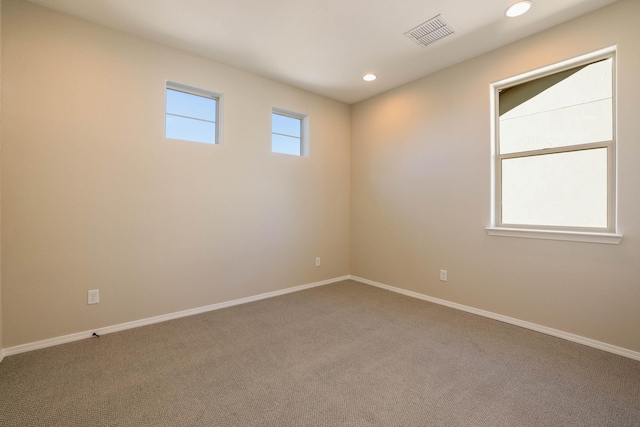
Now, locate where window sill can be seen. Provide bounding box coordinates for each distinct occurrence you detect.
[485,227,623,245]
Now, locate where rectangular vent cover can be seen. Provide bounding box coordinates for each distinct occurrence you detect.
[404,15,455,47]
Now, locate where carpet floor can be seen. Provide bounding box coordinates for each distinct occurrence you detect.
[1,280,639,426]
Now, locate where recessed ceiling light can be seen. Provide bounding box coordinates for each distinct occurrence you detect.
[505,1,533,17]
[363,74,377,82]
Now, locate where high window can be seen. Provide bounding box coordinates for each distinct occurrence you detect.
[488,49,621,244]
[166,82,221,145]
[272,108,308,156]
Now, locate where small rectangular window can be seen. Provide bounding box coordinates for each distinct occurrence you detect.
[490,49,618,241]
[272,108,308,156]
[166,82,221,145]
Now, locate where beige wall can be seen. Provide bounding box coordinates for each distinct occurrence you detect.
[351,0,640,353]
[2,0,639,356]
[0,0,3,352]
[1,0,350,347]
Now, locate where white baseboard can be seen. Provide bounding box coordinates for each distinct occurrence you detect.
[2,275,350,359]
[350,275,640,362]
[4,274,638,363]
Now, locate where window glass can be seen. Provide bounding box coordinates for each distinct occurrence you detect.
[493,53,615,233]
[272,111,305,156]
[499,59,612,154]
[272,113,301,138]
[166,89,216,122]
[501,148,608,228]
[166,83,219,145]
[166,115,216,145]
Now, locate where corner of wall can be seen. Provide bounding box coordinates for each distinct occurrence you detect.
[0,0,4,360]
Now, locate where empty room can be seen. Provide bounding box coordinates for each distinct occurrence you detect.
[1,0,639,425]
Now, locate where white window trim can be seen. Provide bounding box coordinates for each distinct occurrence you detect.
[165,81,224,145]
[487,46,622,244]
[272,107,309,157]
[485,227,623,245]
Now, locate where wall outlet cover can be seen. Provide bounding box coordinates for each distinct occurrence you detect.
[88,289,100,304]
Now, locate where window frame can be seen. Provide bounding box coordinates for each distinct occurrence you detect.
[165,81,223,145]
[487,47,622,244]
[271,107,309,157]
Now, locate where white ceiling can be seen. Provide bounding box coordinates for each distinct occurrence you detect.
[26,0,619,104]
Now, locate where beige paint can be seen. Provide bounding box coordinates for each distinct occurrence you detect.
[0,0,3,352]
[1,0,350,347]
[23,0,620,104]
[351,0,640,353]
[2,0,640,356]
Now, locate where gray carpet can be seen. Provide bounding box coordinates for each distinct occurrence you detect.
[1,280,639,426]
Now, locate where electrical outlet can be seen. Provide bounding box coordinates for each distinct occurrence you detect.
[315,257,321,267]
[88,289,99,304]
[439,270,448,282]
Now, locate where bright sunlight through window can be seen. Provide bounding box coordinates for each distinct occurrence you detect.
[491,50,618,242]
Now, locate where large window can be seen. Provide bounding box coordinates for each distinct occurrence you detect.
[166,82,221,145]
[489,49,621,244]
[272,108,308,156]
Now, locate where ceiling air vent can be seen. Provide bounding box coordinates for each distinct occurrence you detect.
[404,15,455,47]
